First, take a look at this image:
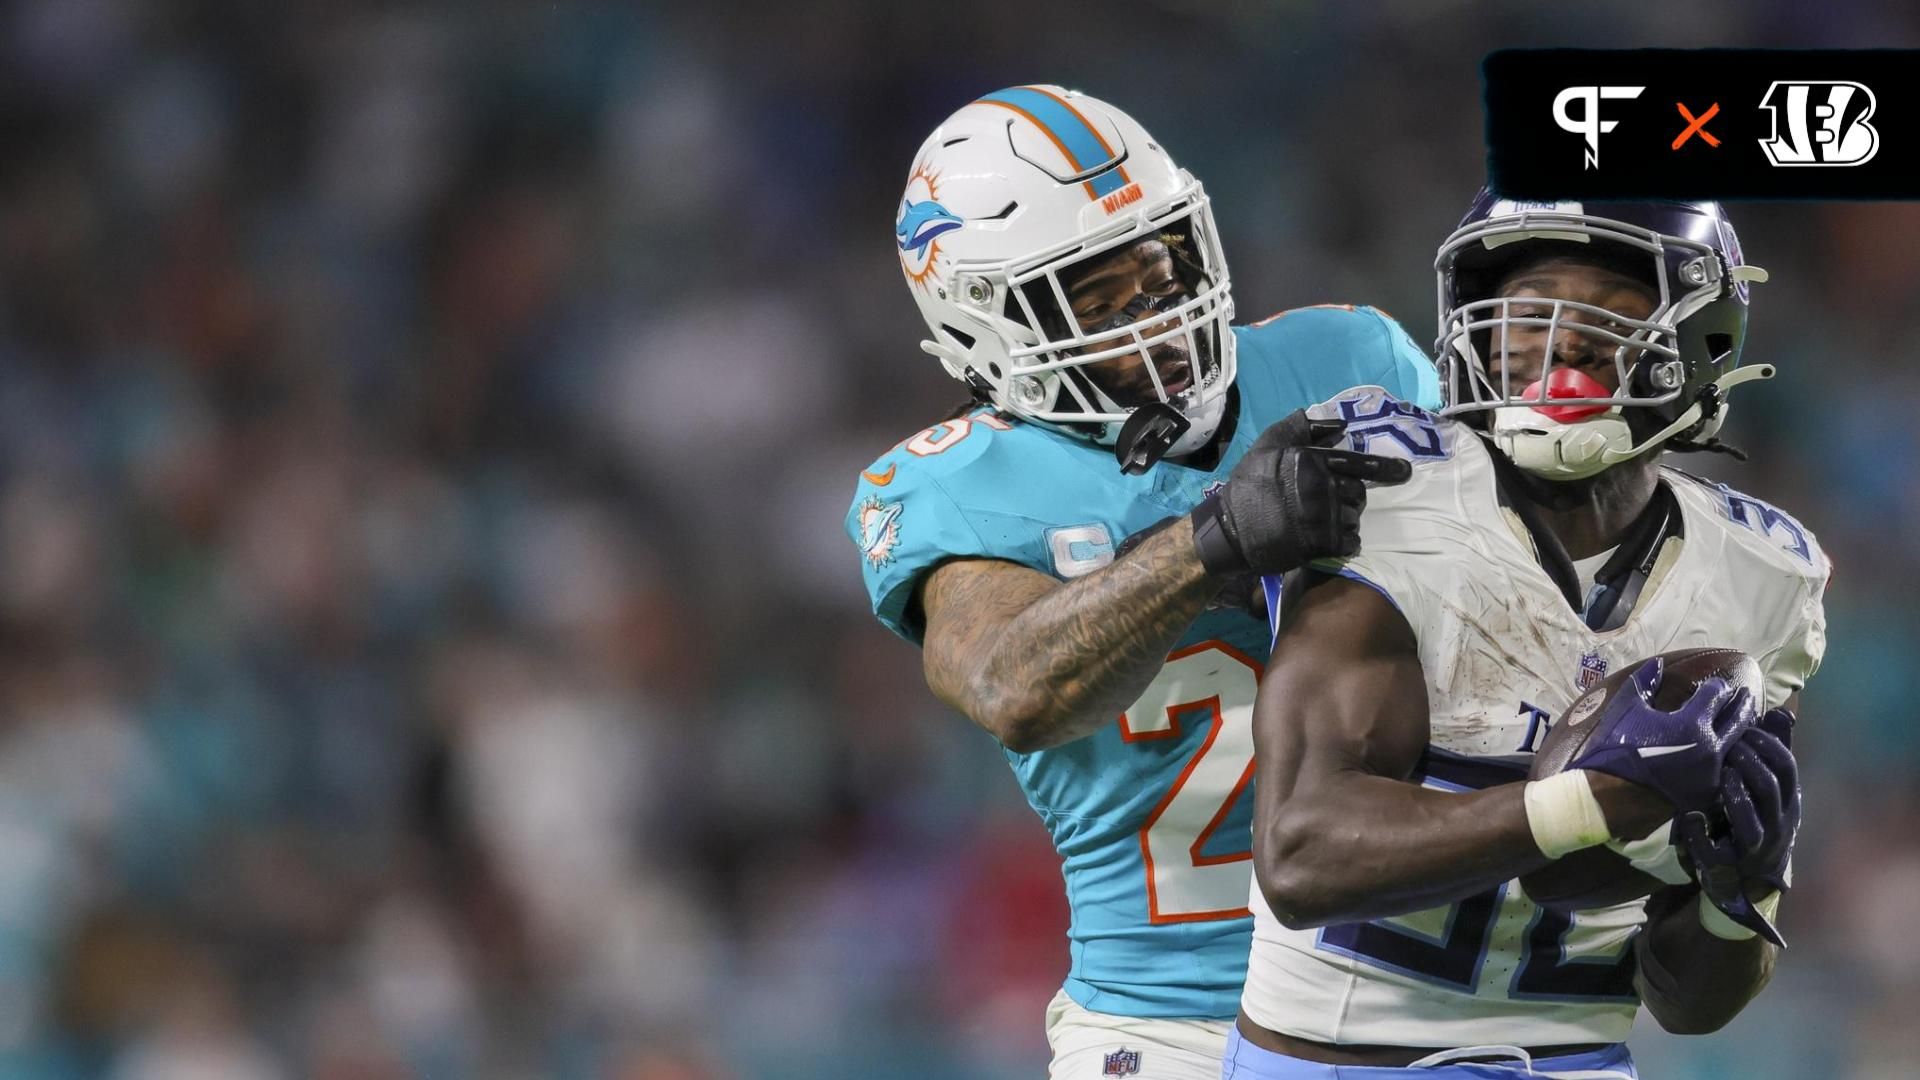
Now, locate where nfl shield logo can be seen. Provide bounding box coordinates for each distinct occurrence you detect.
[1102,1047,1142,1076]
[1577,651,1609,692]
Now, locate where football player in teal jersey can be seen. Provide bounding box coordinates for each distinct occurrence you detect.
[846,86,1439,1079]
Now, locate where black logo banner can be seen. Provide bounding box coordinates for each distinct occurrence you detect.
[1485,49,1920,199]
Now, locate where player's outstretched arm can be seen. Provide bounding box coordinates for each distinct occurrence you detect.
[917,517,1217,753]
[914,409,1407,755]
[1252,575,1671,928]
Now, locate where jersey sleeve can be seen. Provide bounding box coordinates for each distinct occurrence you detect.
[1315,535,1434,633]
[1757,565,1829,708]
[845,448,1054,644]
[1260,555,1428,653]
[1673,472,1833,709]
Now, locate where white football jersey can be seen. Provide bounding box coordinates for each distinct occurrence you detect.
[1242,387,1828,1049]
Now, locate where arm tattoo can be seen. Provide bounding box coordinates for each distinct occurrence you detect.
[919,516,1217,751]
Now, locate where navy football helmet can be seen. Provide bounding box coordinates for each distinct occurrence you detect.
[1435,191,1773,480]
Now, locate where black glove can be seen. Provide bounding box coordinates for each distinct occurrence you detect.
[1189,410,1413,577]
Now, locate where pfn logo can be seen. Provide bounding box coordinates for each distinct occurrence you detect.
[1758,81,1880,166]
[1553,85,1645,169]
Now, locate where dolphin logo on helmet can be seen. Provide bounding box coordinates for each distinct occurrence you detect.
[892,85,1238,469]
[896,199,964,255]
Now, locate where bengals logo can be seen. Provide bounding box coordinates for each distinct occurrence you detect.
[1758,81,1880,167]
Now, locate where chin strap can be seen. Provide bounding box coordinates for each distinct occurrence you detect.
[1113,403,1191,474]
[1674,438,1750,461]
[1494,363,1777,480]
[1595,363,1776,468]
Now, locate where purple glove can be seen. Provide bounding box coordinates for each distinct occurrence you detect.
[1676,707,1799,946]
[1721,707,1799,891]
[1568,657,1759,818]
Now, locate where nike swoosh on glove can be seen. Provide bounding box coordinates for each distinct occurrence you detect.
[1568,656,1759,820]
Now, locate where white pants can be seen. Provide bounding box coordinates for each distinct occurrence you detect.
[1044,989,1231,1079]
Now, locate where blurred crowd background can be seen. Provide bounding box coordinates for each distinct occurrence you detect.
[0,1,1915,1077]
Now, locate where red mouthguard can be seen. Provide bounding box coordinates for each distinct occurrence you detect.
[1520,367,1613,423]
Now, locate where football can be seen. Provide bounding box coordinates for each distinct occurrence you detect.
[1518,647,1764,913]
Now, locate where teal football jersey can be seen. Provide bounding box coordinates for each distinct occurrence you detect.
[845,305,1441,1019]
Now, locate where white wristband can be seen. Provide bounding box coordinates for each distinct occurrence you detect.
[1698,889,1782,941]
[1523,770,1613,859]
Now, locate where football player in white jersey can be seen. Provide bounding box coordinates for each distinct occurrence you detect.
[1227,194,1826,1079]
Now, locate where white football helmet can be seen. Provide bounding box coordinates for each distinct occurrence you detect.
[895,86,1235,465]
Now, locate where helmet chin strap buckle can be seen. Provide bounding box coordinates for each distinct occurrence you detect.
[962,367,996,400]
[1593,362,1778,468]
[1114,403,1191,475]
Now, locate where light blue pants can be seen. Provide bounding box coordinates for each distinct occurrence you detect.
[1221,1026,1637,1079]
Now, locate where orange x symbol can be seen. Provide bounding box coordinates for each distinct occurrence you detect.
[1673,102,1721,149]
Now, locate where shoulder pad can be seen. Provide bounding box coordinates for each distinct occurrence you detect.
[1665,470,1828,579]
[1238,304,1390,360]
[1237,304,1442,411]
[1306,385,1455,465]
[854,409,1020,489]
[846,409,1058,642]
[1242,301,1380,334]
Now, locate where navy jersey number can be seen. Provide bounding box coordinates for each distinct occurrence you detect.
[1339,394,1449,460]
[1315,751,1638,1002]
